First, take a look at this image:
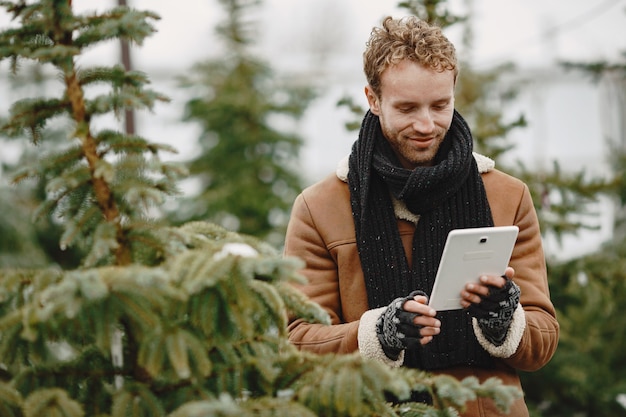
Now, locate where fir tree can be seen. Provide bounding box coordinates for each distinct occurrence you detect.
[0,0,183,267]
[0,1,521,416]
[170,0,315,247]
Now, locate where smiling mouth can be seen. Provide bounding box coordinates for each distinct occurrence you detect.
[408,137,434,149]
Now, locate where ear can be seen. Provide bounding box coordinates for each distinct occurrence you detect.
[364,85,380,115]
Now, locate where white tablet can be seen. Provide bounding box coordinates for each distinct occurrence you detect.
[428,226,519,311]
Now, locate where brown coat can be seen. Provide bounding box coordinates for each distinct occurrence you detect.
[284,157,559,417]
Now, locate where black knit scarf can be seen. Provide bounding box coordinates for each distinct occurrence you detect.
[348,110,495,370]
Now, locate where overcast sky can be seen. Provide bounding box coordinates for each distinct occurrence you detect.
[2,0,625,85]
[121,0,626,72]
[0,0,614,72]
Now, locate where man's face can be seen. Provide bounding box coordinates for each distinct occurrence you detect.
[365,60,455,169]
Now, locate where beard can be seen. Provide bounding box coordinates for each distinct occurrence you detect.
[380,122,448,169]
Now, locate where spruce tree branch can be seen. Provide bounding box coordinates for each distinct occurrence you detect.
[59,44,130,266]
[18,0,134,265]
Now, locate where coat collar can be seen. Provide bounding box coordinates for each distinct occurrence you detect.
[335,152,496,224]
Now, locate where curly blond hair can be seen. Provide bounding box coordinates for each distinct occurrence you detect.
[363,16,457,97]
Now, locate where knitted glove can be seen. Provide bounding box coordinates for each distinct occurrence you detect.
[467,278,521,346]
[376,290,427,360]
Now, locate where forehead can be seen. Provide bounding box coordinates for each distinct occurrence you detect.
[379,60,455,103]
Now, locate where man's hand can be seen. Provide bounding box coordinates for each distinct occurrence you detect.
[460,267,521,346]
[402,292,441,345]
[460,266,514,307]
[376,291,441,359]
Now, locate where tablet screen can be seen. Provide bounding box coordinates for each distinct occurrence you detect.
[428,226,519,311]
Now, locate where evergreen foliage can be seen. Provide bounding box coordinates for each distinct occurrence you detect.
[0,1,521,416]
[520,55,626,417]
[0,0,185,268]
[0,187,48,268]
[522,240,626,416]
[170,0,315,246]
[0,61,83,268]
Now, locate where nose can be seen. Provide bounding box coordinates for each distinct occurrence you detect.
[412,109,435,135]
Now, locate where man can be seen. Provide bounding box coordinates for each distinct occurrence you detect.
[284,16,559,416]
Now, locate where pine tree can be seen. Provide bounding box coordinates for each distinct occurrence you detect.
[169,0,315,247]
[0,1,521,416]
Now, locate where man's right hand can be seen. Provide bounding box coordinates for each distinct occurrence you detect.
[375,291,441,359]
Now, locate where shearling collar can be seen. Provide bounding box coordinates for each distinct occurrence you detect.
[335,152,495,224]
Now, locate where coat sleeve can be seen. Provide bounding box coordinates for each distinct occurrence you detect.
[284,191,361,354]
[493,181,559,371]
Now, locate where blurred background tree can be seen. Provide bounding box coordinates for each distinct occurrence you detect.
[168,0,316,247]
[519,54,626,417]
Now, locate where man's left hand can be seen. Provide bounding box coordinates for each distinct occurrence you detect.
[460,267,521,346]
[460,267,514,307]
